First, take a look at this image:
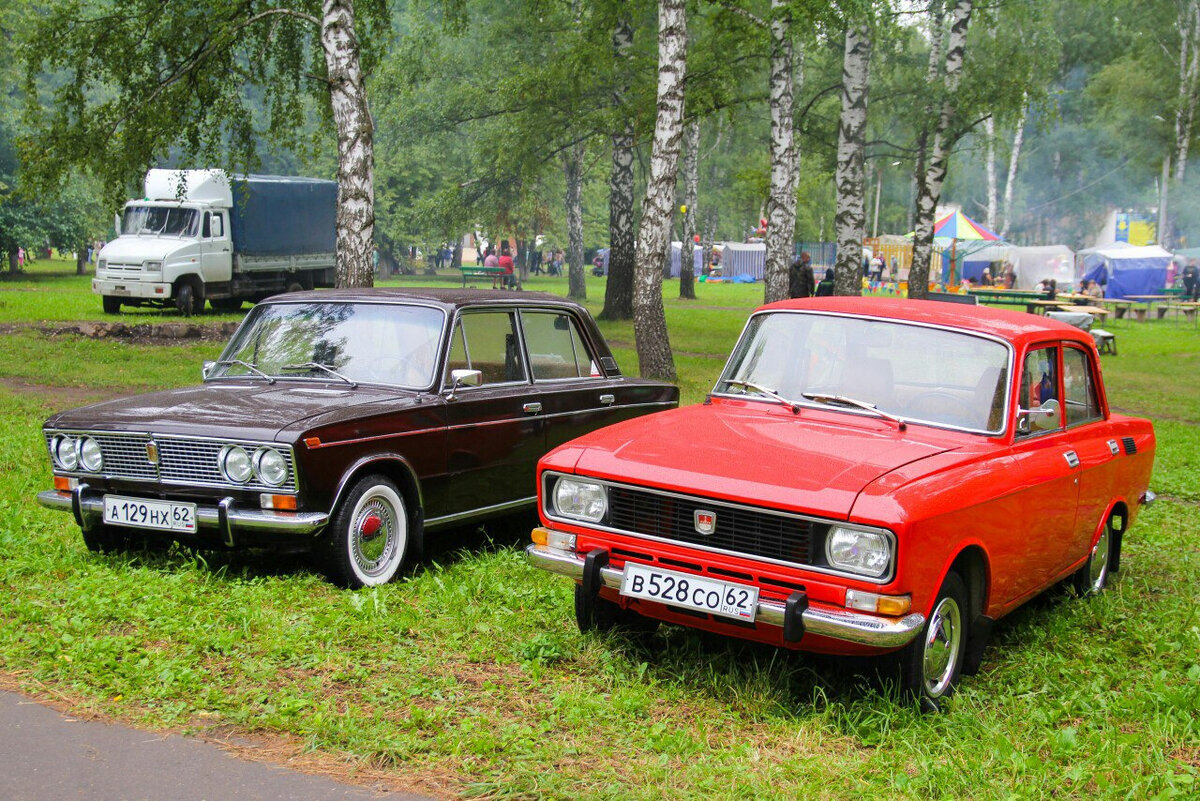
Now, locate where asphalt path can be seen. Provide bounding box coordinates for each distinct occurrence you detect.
[0,690,430,800]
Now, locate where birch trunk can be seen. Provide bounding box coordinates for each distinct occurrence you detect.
[1175,0,1200,183]
[679,117,699,300]
[601,17,635,321]
[564,143,587,300]
[999,95,1027,238]
[763,0,798,304]
[984,115,997,230]
[833,25,871,297]
[321,0,375,289]
[909,0,973,299]
[633,0,687,381]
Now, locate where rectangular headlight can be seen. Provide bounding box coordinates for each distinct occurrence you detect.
[143,261,162,271]
[552,477,608,523]
[825,526,892,578]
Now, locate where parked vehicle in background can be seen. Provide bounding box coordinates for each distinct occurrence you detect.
[528,297,1156,708]
[93,169,337,316]
[37,289,679,588]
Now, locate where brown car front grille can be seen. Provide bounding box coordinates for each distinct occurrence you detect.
[605,485,813,566]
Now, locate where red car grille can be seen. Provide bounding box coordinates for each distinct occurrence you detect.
[606,485,813,567]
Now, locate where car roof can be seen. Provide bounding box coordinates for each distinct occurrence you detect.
[261,287,586,313]
[759,296,1095,347]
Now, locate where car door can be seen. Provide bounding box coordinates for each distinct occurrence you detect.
[516,308,643,451]
[1001,343,1082,603]
[434,309,545,519]
[200,210,233,282]
[1062,343,1118,560]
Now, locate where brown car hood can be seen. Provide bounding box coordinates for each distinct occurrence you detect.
[44,381,418,443]
[554,400,964,519]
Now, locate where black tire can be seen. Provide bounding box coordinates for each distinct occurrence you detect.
[1073,519,1114,596]
[899,571,968,710]
[81,525,130,554]
[574,585,659,635]
[102,296,122,315]
[319,475,410,588]
[286,281,305,293]
[176,281,201,317]
[209,296,243,312]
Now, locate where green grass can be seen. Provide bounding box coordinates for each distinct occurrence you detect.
[1,267,1198,798]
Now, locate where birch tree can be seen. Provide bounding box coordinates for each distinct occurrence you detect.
[1174,0,1200,182]
[21,0,386,288]
[833,25,872,296]
[563,144,588,300]
[634,0,688,381]
[602,14,638,320]
[679,118,700,300]
[999,96,1027,238]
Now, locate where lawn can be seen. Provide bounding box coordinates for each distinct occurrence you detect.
[0,260,1197,798]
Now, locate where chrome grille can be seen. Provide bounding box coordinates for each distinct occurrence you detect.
[46,431,157,480]
[103,262,145,274]
[605,485,814,567]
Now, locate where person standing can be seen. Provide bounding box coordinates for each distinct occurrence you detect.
[498,247,516,289]
[815,269,834,296]
[1183,260,1199,301]
[788,251,815,298]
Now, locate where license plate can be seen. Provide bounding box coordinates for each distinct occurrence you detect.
[620,563,759,622]
[112,287,131,296]
[103,495,196,532]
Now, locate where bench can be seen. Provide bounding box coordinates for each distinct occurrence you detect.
[458,265,505,288]
[1099,299,1132,319]
[1158,303,1199,323]
[1092,329,1117,355]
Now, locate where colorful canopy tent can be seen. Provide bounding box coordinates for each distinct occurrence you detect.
[1078,243,1171,299]
[933,210,1002,241]
[959,244,1076,289]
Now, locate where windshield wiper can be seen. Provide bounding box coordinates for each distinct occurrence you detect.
[210,359,275,384]
[280,362,358,388]
[724,378,800,414]
[801,392,907,431]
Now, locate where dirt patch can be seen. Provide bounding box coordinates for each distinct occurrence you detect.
[0,377,131,408]
[0,321,239,346]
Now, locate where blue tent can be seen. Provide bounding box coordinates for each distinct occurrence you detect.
[1078,243,1170,299]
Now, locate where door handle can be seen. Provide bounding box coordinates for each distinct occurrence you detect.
[599,394,616,406]
[523,402,543,415]
[1063,451,1080,468]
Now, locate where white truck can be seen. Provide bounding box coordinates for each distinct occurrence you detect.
[93,169,337,315]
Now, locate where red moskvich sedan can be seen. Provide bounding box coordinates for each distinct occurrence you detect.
[527,297,1155,707]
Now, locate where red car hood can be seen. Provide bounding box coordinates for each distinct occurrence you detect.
[555,400,963,519]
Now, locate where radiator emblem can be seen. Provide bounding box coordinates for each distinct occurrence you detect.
[694,510,716,536]
[145,442,159,464]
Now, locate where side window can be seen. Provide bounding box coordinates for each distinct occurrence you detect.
[520,312,599,380]
[202,211,211,238]
[1018,345,1061,434]
[211,212,224,238]
[444,311,525,386]
[1063,347,1102,425]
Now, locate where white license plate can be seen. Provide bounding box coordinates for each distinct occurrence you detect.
[111,287,131,296]
[103,495,196,532]
[620,563,759,622]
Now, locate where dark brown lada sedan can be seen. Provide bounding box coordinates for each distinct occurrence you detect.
[38,289,678,587]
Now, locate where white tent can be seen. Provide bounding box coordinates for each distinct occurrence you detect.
[960,244,1075,289]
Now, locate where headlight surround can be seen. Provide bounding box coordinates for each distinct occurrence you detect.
[79,436,104,473]
[552,477,608,523]
[253,447,288,487]
[825,526,893,579]
[142,260,162,272]
[53,435,79,470]
[219,445,253,484]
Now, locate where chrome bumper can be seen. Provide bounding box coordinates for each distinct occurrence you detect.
[526,544,925,649]
[37,487,329,547]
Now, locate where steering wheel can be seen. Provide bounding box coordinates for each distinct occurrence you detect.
[906,390,975,425]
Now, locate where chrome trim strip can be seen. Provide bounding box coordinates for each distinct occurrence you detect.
[525,544,924,648]
[424,496,537,528]
[540,471,897,585]
[37,490,328,536]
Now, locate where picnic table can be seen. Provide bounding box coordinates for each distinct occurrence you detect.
[1056,304,1111,319]
[457,264,505,288]
[1025,299,1068,315]
[967,288,1040,306]
[1124,295,1172,322]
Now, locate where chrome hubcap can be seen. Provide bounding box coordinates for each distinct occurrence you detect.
[1089,526,1110,591]
[922,596,962,698]
[351,494,397,577]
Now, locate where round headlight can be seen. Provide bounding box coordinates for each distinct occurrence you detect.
[55,435,79,470]
[219,445,253,483]
[79,437,104,473]
[825,526,892,578]
[253,448,288,487]
[553,477,608,523]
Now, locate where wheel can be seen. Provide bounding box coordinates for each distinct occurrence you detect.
[319,475,410,588]
[209,296,243,312]
[81,525,130,553]
[286,281,305,293]
[102,296,122,314]
[574,585,659,635]
[176,281,202,317]
[1073,520,1113,596]
[898,571,968,710]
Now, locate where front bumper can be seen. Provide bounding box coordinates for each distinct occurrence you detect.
[37,485,329,547]
[93,277,172,300]
[526,544,925,649]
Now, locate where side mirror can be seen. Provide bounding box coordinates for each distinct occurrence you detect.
[447,368,482,400]
[1017,398,1060,434]
[202,360,215,380]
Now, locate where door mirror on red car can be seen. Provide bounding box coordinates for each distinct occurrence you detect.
[1017,398,1060,435]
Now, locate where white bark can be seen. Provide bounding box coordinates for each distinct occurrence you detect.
[763,0,799,304]
[984,115,997,231]
[1175,0,1200,183]
[601,16,635,321]
[321,0,375,289]
[633,0,687,381]
[1000,95,1027,238]
[833,26,871,297]
[564,143,586,300]
[680,117,699,299]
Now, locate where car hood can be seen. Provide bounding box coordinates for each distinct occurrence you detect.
[44,381,418,443]
[557,400,963,519]
[99,236,192,263]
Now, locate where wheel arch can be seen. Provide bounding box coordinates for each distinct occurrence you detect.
[945,544,990,623]
[329,455,425,549]
[1104,499,1130,574]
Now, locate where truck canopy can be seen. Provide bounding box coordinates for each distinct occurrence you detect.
[230,175,337,257]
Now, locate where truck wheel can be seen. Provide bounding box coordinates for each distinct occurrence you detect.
[898,571,967,711]
[209,296,243,312]
[102,296,122,315]
[286,281,305,293]
[175,280,203,317]
[319,475,410,588]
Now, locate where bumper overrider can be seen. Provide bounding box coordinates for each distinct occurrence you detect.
[526,543,926,649]
[37,484,329,547]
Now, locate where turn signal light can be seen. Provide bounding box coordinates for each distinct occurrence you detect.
[845,589,911,616]
[53,476,77,492]
[531,527,549,546]
[260,494,298,511]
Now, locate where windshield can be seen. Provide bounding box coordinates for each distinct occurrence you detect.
[122,205,200,237]
[715,311,1011,434]
[211,302,446,388]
